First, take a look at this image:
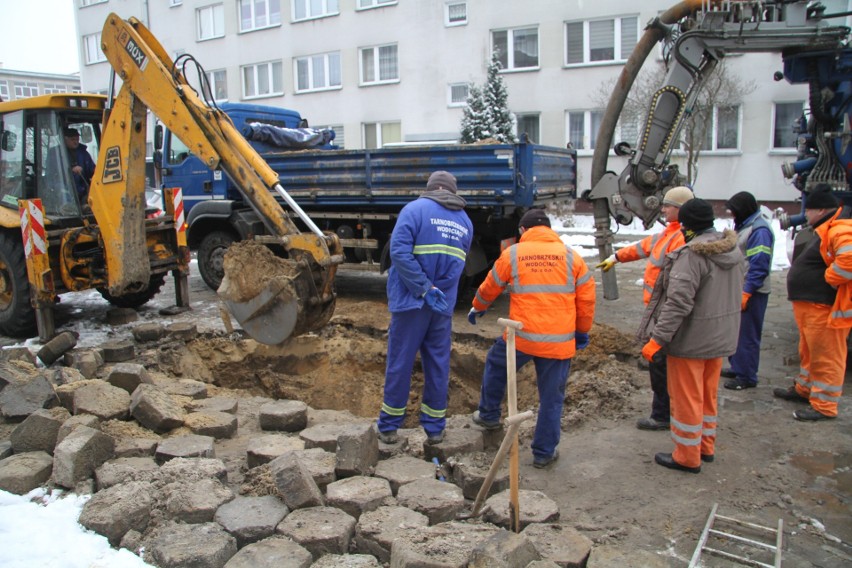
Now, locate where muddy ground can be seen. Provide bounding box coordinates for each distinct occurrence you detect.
[4,252,850,567]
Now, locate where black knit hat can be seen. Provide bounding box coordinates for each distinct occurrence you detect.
[426,170,458,193]
[519,208,551,229]
[805,184,839,210]
[725,191,758,222]
[678,198,715,232]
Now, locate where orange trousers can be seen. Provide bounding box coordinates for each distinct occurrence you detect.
[667,355,721,469]
[792,301,848,417]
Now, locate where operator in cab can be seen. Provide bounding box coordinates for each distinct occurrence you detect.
[63,127,96,202]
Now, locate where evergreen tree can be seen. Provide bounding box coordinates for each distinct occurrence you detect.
[459,83,489,143]
[482,50,516,143]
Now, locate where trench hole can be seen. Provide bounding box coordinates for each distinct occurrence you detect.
[164,322,642,428]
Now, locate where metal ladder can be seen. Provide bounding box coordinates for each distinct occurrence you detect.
[689,503,784,567]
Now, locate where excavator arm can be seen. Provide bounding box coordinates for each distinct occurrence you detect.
[95,13,342,343]
[590,0,849,299]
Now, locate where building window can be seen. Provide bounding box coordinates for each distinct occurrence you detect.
[241,61,283,99]
[84,33,106,64]
[363,121,401,148]
[80,0,108,7]
[239,0,281,32]
[197,4,224,41]
[565,16,638,65]
[360,44,398,85]
[170,0,182,5]
[207,69,228,101]
[445,2,467,26]
[0,81,9,100]
[448,83,469,107]
[13,82,39,98]
[357,0,396,10]
[295,52,341,93]
[42,84,69,94]
[516,113,540,143]
[773,101,805,148]
[492,27,539,71]
[697,105,740,151]
[566,109,604,151]
[293,0,338,21]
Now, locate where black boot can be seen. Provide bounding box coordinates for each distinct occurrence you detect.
[654,452,700,474]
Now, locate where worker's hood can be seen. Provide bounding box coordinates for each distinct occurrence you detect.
[686,229,741,269]
[421,188,467,210]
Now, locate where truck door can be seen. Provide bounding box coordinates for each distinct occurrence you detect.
[161,130,226,215]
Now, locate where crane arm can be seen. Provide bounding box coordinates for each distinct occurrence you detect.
[589,0,849,299]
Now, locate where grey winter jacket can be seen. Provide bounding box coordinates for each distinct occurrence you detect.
[637,229,744,359]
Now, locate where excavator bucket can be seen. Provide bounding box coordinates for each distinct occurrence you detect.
[219,277,299,345]
[217,240,336,345]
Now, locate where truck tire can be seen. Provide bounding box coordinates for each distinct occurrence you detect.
[198,230,236,291]
[0,234,36,336]
[97,273,166,308]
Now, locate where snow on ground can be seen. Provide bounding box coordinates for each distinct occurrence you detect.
[0,215,795,563]
[0,489,154,568]
[554,212,792,271]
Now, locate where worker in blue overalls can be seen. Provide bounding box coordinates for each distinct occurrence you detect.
[722,191,774,390]
[377,171,473,444]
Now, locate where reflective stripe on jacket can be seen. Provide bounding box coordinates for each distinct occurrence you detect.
[386,196,473,313]
[615,221,686,304]
[817,206,852,328]
[472,226,596,359]
[736,211,774,295]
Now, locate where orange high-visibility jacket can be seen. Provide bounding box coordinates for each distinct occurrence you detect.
[817,207,852,328]
[615,221,685,304]
[472,226,596,359]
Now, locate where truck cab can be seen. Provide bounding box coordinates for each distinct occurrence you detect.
[161,103,307,214]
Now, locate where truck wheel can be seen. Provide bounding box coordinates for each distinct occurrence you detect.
[0,234,36,336]
[198,231,235,291]
[97,273,166,308]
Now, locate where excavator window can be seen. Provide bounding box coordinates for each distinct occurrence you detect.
[32,112,85,218]
[0,110,25,208]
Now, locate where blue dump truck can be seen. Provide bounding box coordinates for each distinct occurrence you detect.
[159,103,577,292]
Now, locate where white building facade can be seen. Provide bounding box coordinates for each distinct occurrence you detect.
[0,69,81,102]
[73,0,852,203]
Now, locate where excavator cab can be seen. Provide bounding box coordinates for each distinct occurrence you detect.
[0,105,101,222]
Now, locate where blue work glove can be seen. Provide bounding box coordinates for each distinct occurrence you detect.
[575,332,590,350]
[468,307,486,325]
[423,287,449,313]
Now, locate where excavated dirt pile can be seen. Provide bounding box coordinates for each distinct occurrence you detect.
[217,240,299,302]
[151,318,641,430]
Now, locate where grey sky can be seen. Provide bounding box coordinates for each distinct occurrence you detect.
[0,0,79,75]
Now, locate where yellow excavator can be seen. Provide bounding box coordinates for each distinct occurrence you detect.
[0,13,341,344]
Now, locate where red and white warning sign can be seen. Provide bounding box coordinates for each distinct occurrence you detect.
[19,199,47,258]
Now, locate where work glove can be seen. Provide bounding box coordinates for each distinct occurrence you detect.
[575,332,590,350]
[423,287,449,313]
[641,338,664,362]
[468,307,487,325]
[741,292,752,312]
[595,254,617,272]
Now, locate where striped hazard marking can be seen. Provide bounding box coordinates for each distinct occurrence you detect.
[170,187,186,233]
[19,199,47,258]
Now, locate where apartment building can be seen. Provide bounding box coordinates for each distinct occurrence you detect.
[73,0,852,202]
[0,68,81,102]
